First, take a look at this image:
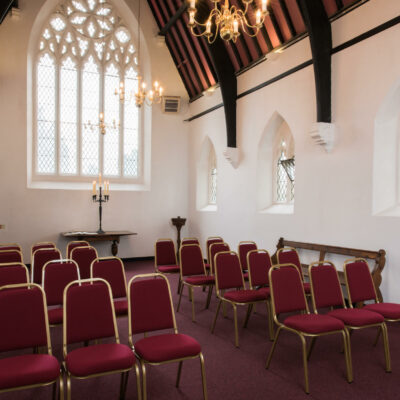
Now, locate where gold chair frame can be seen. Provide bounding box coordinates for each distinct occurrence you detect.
[0,243,21,251]
[0,262,29,283]
[31,247,62,284]
[266,263,353,394]
[128,273,208,400]
[0,249,24,264]
[66,240,90,259]
[309,260,391,373]
[31,242,56,262]
[211,251,270,348]
[177,244,214,322]
[154,239,181,292]
[0,283,64,399]
[62,278,141,400]
[237,240,257,271]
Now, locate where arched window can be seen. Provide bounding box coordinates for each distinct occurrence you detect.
[33,0,140,183]
[275,138,294,203]
[208,148,217,205]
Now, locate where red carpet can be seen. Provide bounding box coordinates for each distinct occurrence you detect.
[2,259,400,399]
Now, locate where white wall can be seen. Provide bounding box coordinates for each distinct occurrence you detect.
[0,0,190,260]
[187,0,400,302]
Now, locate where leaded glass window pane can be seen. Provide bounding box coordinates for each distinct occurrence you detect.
[59,57,78,174]
[37,53,56,174]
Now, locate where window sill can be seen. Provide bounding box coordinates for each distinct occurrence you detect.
[28,180,150,191]
[260,203,294,215]
[198,204,217,212]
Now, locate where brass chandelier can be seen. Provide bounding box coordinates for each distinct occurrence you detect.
[188,0,268,44]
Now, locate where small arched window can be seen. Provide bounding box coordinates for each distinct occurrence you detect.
[33,0,140,183]
[208,149,217,205]
[275,140,294,203]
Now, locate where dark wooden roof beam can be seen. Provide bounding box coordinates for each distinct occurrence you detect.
[158,2,188,35]
[278,0,296,37]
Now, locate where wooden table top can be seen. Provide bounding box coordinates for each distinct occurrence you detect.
[62,231,136,238]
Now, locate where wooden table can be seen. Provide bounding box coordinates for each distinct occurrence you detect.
[62,231,136,256]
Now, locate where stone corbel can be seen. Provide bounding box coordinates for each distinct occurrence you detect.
[223,147,240,168]
[310,122,335,153]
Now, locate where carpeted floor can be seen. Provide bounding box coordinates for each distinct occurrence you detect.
[3,259,400,400]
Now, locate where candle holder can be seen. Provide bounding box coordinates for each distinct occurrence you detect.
[92,186,109,234]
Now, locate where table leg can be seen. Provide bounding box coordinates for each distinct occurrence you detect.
[112,240,119,256]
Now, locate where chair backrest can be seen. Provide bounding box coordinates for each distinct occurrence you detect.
[206,237,223,263]
[0,263,29,286]
[66,240,90,259]
[214,251,244,293]
[277,247,304,280]
[63,279,118,356]
[0,243,21,252]
[209,242,230,274]
[309,261,345,310]
[0,249,23,264]
[344,258,377,304]
[247,249,272,288]
[31,242,56,260]
[0,283,51,353]
[238,241,257,271]
[70,246,98,279]
[32,248,62,284]
[91,257,127,299]
[43,259,80,306]
[128,274,176,342]
[155,239,177,267]
[180,244,206,277]
[181,237,200,246]
[269,264,308,316]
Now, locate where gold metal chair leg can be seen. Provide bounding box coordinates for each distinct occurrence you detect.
[342,330,353,383]
[233,304,239,348]
[135,364,142,400]
[211,300,222,333]
[176,361,183,387]
[119,372,125,400]
[307,337,317,361]
[59,373,64,400]
[66,375,71,400]
[119,371,130,400]
[205,285,213,309]
[177,283,184,312]
[177,276,181,294]
[243,303,253,328]
[266,326,282,369]
[190,287,196,322]
[267,300,274,341]
[52,381,57,400]
[300,334,310,394]
[222,291,227,318]
[141,361,147,400]
[199,352,208,400]
[374,325,382,347]
[381,323,391,372]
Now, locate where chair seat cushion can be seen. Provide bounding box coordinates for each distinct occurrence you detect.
[256,287,270,297]
[0,354,60,390]
[224,289,267,303]
[303,282,311,293]
[48,307,63,325]
[284,314,345,334]
[364,303,400,320]
[114,299,128,316]
[158,265,180,273]
[134,333,201,363]
[65,343,135,377]
[328,308,384,326]
[185,276,215,286]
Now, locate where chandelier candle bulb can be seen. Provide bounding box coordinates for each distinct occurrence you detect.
[206,19,211,34]
[256,9,261,25]
[233,19,239,33]
[262,0,267,12]
[190,0,195,9]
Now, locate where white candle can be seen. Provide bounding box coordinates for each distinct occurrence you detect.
[92,180,96,195]
[256,9,261,25]
[206,19,211,34]
[262,0,267,12]
[233,19,239,33]
[99,173,102,187]
[190,0,195,9]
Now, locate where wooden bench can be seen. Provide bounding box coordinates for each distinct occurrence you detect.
[271,237,386,302]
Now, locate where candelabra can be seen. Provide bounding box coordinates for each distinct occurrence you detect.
[84,112,119,135]
[92,176,110,234]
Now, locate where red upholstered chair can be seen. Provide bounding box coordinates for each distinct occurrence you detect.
[344,258,400,339]
[66,240,90,259]
[266,264,352,394]
[31,248,62,285]
[211,251,269,347]
[277,247,311,294]
[154,239,180,274]
[128,273,208,400]
[209,242,230,275]
[0,243,21,252]
[205,236,223,273]
[63,278,141,400]
[91,257,128,317]
[0,283,62,397]
[31,242,56,262]
[181,237,200,246]
[309,261,391,373]
[70,245,98,279]
[247,249,274,340]
[177,244,215,322]
[0,249,23,264]
[0,263,29,286]
[42,259,80,327]
[238,241,257,279]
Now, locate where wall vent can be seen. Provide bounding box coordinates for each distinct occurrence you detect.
[162,96,180,113]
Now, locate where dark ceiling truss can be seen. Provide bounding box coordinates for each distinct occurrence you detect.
[0,0,17,24]
[147,0,363,102]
